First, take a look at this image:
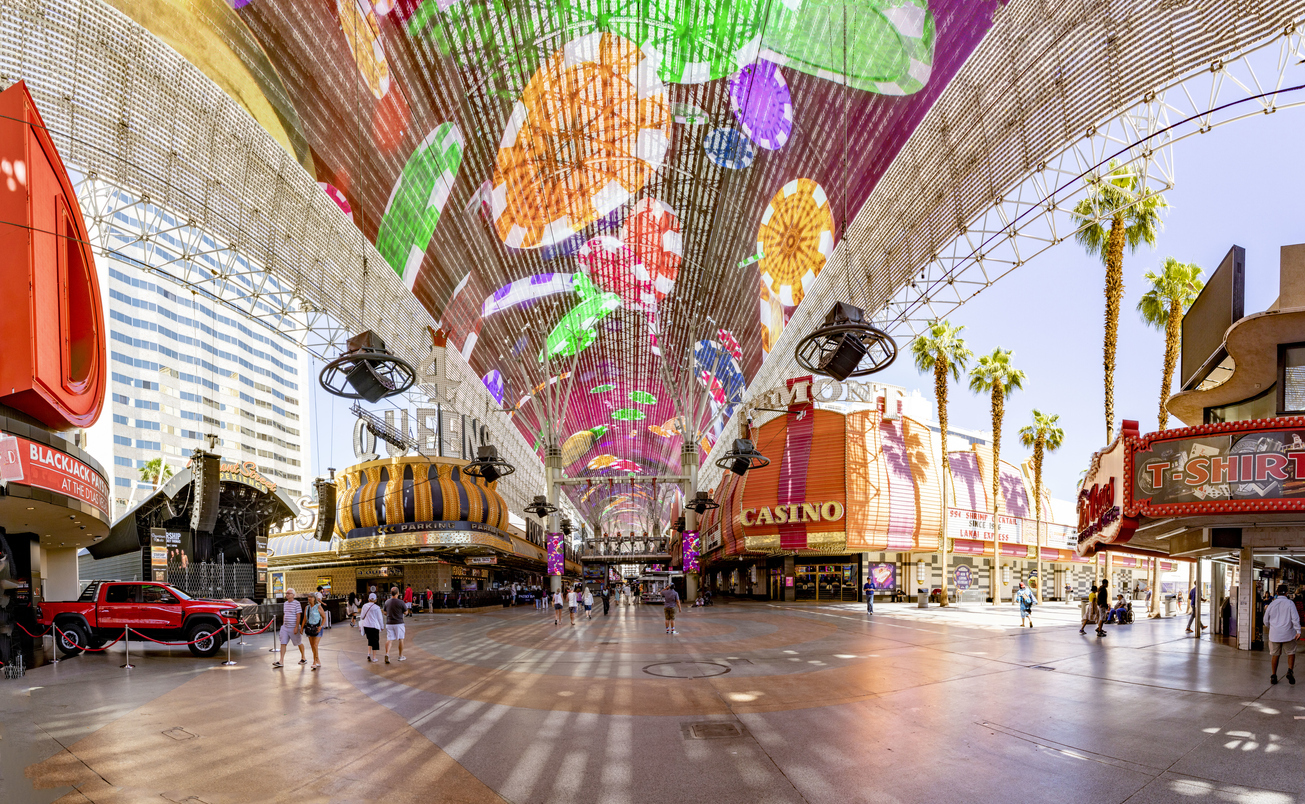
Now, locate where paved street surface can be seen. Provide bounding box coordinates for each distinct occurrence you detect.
[3,601,1300,803]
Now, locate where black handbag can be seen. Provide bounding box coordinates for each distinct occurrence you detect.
[303,605,322,637]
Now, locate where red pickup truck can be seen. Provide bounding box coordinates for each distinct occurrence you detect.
[37,580,243,658]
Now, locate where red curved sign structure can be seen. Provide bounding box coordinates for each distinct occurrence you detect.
[0,81,106,431]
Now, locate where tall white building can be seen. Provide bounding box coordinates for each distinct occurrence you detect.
[82,197,312,517]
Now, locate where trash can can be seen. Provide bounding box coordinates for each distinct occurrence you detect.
[917,592,928,608]
[1163,597,1175,617]
[1079,598,1088,620]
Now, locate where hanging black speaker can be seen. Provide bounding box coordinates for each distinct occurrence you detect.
[190,450,220,532]
[314,478,337,542]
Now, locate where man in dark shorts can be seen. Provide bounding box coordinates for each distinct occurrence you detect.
[662,584,682,634]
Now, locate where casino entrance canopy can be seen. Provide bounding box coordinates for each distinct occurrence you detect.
[16,0,1305,521]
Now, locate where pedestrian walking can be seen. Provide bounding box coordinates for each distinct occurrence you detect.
[272,588,305,668]
[303,592,325,670]
[359,592,383,663]
[552,588,564,625]
[566,586,578,626]
[1015,581,1036,628]
[1185,584,1205,633]
[601,586,611,615]
[1080,582,1098,635]
[383,587,406,663]
[404,585,414,618]
[582,586,594,619]
[662,584,682,634]
[1095,579,1110,637]
[346,592,359,627]
[863,576,876,614]
[1264,583,1300,685]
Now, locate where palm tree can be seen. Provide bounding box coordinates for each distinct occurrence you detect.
[910,320,972,607]
[1137,258,1204,430]
[1070,159,1168,442]
[969,348,1025,605]
[138,457,173,490]
[1019,410,1064,602]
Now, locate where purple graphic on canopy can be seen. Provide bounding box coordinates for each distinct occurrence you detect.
[683,530,701,573]
[729,60,793,151]
[482,369,504,405]
[547,531,564,576]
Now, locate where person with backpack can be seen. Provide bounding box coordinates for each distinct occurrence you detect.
[358,592,383,663]
[1015,581,1036,628]
[303,592,325,670]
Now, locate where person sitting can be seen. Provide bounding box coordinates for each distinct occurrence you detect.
[1107,594,1129,624]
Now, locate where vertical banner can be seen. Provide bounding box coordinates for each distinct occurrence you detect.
[683,530,701,573]
[149,527,168,581]
[271,571,285,599]
[255,534,268,584]
[547,531,564,576]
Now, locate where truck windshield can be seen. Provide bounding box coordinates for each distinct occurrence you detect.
[168,586,193,600]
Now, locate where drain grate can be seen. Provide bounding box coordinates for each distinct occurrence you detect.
[162,727,197,741]
[725,658,753,665]
[687,722,744,739]
[643,661,731,679]
[1029,665,1056,671]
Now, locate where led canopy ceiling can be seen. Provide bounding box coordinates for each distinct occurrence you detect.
[155,0,999,520]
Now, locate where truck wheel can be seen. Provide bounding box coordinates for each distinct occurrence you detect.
[56,623,89,656]
[186,623,222,657]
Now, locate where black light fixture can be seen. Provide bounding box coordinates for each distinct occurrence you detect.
[795,302,897,381]
[673,516,686,533]
[463,445,515,484]
[560,518,572,536]
[716,438,770,477]
[524,495,557,519]
[319,330,417,402]
[687,491,719,515]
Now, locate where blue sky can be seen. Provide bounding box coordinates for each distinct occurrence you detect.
[866,106,1303,505]
[309,103,1304,519]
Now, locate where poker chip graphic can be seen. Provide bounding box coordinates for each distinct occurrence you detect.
[376,123,465,288]
[729,60,792,151]
[718,328,743,361]
[482,369,504,405]
[757,178,834,308]
[540,273,622,360]
[702,127,755,170]
[611,408,647,421]
[318,183,352,215]
[482,273,575,318]
[591,384,616,393]
[609,0,764,84]
[491,32,671,249]
[630,391,657,405]
[760,0,936,95]
[562,429,596,466]
[336,0,390,100]
[579,236,657,312]
[620,198,682,301]
[587,455,641,473]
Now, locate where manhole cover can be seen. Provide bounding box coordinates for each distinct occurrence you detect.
[162,727,196,741]
[688,722,744,739]
[642,661,731,679]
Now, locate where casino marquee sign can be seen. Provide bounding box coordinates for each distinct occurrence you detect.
[1077,417,1305,555]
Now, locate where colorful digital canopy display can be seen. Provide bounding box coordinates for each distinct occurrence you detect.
[169,0,996,520]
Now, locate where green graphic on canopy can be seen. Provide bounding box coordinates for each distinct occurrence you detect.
[591,384,617,393]
[376,122,465,287]
[612,408,647,421]
[590,424,609,439]
[540,273,621,361]
[630,390,657,405]
[608,0,767,84]
[761,0,936,95]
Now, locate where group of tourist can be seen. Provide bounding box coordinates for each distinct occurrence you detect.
[272,588,328,670]
[543,583,643,626]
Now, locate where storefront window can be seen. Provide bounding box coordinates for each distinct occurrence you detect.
[794,563,857,601]
[1205,383,1276,423]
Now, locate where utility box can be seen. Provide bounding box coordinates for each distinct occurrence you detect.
[917,592,928,608]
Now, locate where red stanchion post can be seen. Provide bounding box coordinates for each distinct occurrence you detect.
[120,627,134,669]
[220,623,237,666]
